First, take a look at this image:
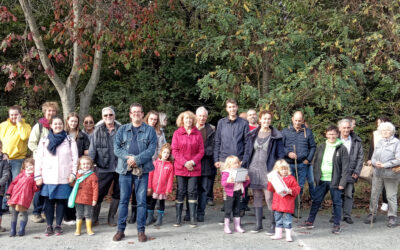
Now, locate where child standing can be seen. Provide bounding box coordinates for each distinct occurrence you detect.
[147,143,174,227]
[267,159,300,242]
[6,158,38,237]
[68,156,98,236]
[0,140,10,232]
[221,155,250,234]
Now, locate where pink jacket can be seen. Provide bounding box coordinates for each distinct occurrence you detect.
[172,126,204,177]
[148,159,174,195]
[221,170,250,197]
[35,136,78,184]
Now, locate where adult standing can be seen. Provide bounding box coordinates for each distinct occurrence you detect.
[282,111,316,217]
[247,109,259,131]
[89,107,121,227]
[112,103,157,242]
[28,101,58,223]
[364,122,400,227]
[82,115,95,138]
[242,110,285,234]
[34,116,78,236]
[338,119,363,224]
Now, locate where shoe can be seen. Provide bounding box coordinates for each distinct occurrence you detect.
[363,214,376,224]
[270,227,283,240]
[329,217,334,223]
[173,202,183,227]
[18,220,27,236]
[54,225,63,236]
[343,217,354,224]
[299,221,314,229]
[128,205,137,224]
[10,221,17,237]
[188,201,198,228]
[387,216,398,228]
[138,232,147,242]
[31,214,44,223]
[86,219,95,235]
[251,207,263,233]
[266,211,275,236]
[0,226,6,232]
[245,207,251,212]
[75,219,82,236]
[207,200,215,206]
[197,215,204,222]
[381,203,389,212]
[154,210,164,227]
[285,228,293,242]
[108,198,119,227]
[233,217,245,233]
[92,220,99,227]
[221,206,225,212]
[146,210,155,226]
[332,225,341,234]
[224,218,232,234]
[45,225,54,236]
[63,220,76,226]
[113,231,125,241]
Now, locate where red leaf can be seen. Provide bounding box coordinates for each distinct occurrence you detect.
[33,85,40,92]
[27,32,32,41]
[5,80,15,91]
[114,69,121,76]
[24,79,30,87]
[154,50,160,57]
[41,26,46,31]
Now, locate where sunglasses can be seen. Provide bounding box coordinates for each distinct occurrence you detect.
[84,120,94,124]
[103,114,114,117]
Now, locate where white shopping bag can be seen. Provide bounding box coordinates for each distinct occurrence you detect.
[267,170,289,197]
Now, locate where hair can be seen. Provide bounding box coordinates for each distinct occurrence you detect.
[225,98,238,107]
[102,106,116,118]
[176,111,197,127]
[0,140,2,147]
[326,125,339,134]
[21,157,35,171]
[144,110,161,134]
[49,115,64,126]
[224,155,241,170]
[378,122,396,136]
[42,102,59,114]
[273,159,291,175]
[159,112,167,127]
[247,108,257,114]
[196,106,208,116]
[258,110,273,121]
[292,110,304,119]
[129,103,143,112]
[158,143,173,161]
[65,112,80,140]
[337,119,351,128]
[377,116,390,124]
[344,116,355,122]
[78,156,94,170]
[8,105,22,114]
[83,115,94,122]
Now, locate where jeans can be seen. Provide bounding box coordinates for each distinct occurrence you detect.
[290,163,308,194]
[44,198,67,226]
[307,181,343,226]
[206,175,215,202]
[369,176,399,217]
[342,183,354,218]
[224,190,242,218]
[307,164,316,200]
[240,187,250,211]
[118,173,148,233]
[176,176,198,202]
[197,176,213,217]
[275,211,292,229]
[76,204,93,219]
[149,199,165,211]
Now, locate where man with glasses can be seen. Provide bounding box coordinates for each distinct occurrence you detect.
[89,107,121,227]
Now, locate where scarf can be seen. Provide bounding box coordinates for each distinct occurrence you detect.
[47,130,67,155]
[78,169,92,175]
[39,117,50,129]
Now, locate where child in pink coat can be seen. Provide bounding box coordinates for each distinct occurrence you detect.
[147,143,174,227]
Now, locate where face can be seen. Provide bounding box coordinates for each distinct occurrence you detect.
[247,110,257,124]
[381,129,392,139]
[183,114,193,128]
[147,113,158,127]
[196,110,208,126]
[259,113,272,129]
[44,108,57,120]
[67,116,79,130]
[351,120,356,130]
[83,117,94,131]
[339,121,351,138]
[80,159,92,171]
[161,148,171,161]
[51,118,64,134]
[25,163,34,174]
[292,113,304,130]
[278,167,289,177]
[129,106,144,124]
[231,160,240,169]
[326,129,339,144]
[9,109,20,124]
[103,109,115,125]
[226,103,238,117]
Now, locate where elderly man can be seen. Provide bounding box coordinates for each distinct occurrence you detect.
[113,103,157,243]
[247,109,258,131]
[89,107,121,227]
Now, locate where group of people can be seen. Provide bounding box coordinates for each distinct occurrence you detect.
[0,99,398,243]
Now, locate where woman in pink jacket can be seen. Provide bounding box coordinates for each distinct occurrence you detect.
[171,111,204,228]
[35,116,78,236]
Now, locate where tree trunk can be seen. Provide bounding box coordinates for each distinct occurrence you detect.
[261,52,271,97]
[59,86,76,117]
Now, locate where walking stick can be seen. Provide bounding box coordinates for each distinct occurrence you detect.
[293,145,301,222]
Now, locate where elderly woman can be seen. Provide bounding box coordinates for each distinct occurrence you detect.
[243,110,285,234]
[364,122,400,227]
[171,111,204,227]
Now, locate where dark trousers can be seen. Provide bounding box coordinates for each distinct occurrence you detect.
[240,187,250,211]
[342,183,355,218]
[33,187,45,215]
[206,175,215,202]
[307,181,343,226]
[224,190,242,218]
[176,176,198,202]
[149,198,165,211]
[44,198,67,226]
[97,172,120,205]
[197,175,214,216]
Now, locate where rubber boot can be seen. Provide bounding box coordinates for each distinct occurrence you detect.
[75,219,82,236]
[146,210,154,226]
[224,218,232,234]
[18,220,27,236]
[10,221,17,237]
[233,217,245,233]
[128,205,137,224]
[184,200,190,221]
[154,210,164,227]
[266,210,275,236]
[285,228,293,242]
[173,202,183,227]
[108,198,119,227]
[271,227,283,240]
[188,201,197,228]
[92,203,101,227]
[86,219,95,235]
[251,207,263,233]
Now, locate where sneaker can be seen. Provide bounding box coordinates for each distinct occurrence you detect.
[54,226,63,236]
[207,200,215,206]
[45,226,54,236]
[299,221,314,229]
[363,214,376,224]
[332,225,341,234]
[343,217,354,224]
[387,216,398,228]
[63,220,76,226]
[381,203,389,212]
[31,214,45,223]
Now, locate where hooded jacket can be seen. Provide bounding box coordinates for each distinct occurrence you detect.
[0,118,31,160]
[148,159,174,195]
[267,175,300,214]
[7,171,38,209]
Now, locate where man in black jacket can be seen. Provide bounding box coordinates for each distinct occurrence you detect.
[300,126,349,234]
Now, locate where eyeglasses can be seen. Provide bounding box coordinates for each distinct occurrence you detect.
[84,120,94,124]
[103,114,114,117]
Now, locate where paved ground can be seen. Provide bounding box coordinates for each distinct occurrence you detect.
[0,201,399,250]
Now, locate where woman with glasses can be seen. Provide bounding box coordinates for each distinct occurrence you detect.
[82,115,95,137]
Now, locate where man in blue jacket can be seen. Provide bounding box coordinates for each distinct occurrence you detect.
[112,103,157,243]
[282,111,316,217]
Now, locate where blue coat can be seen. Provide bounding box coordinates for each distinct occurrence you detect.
[282,125,316,164]
[114,122,157,175]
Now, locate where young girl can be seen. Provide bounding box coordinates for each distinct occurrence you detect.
[6,158,38,237]
[267,159,300,242]
[221,155,250,234]
[147,143,174,227]
[68,156,98,236]
[0,140,10,232]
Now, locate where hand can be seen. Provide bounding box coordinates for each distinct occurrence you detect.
[376,162,384,168]
[166,192,170,196]
[338,186,344,190]
[245,175,250,181]
[352,173,359,179]
[228,177,234,183]
[17,114,22,123]
[303,159,309,165]
[288,152,297,159]
[367,160,372,166]
[2,154,8,160]
[214,162,221,168]
[6,195,10,200]
[127,156,137,167]
[69,176,75,183]
[147,188,153,196]
[92,201,97,206]
[288,189,292,195]
[36,179,43,186]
